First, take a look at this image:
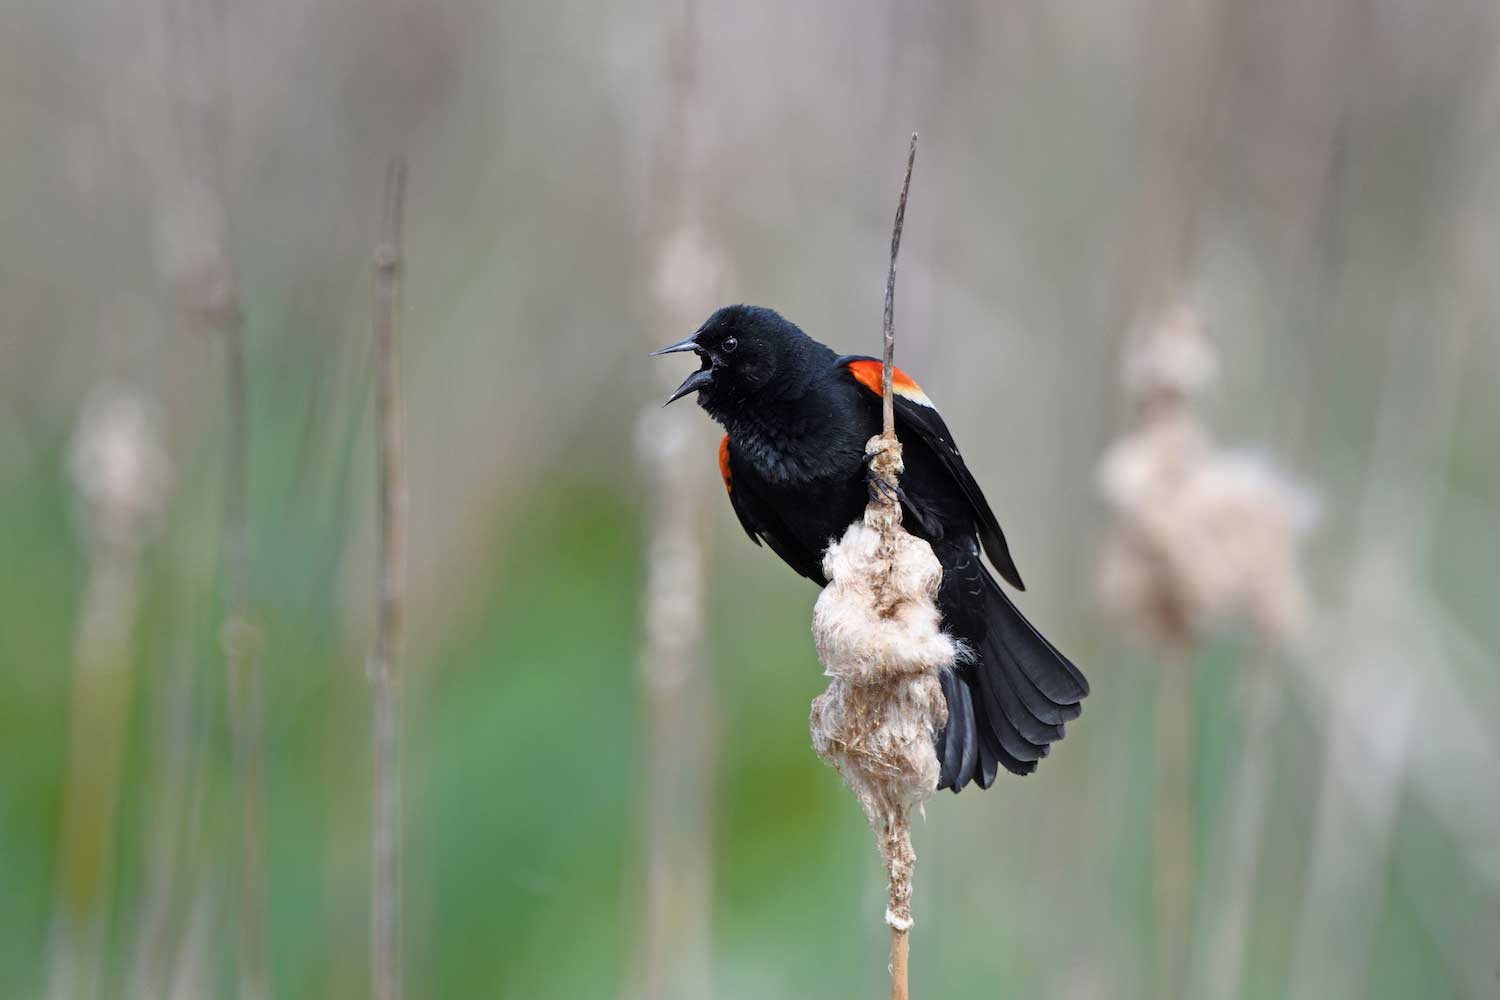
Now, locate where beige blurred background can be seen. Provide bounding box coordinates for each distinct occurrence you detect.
[2,0,1499,997]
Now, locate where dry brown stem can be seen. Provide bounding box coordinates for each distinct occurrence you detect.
[891,924,910,1000]
[881,133,917,442]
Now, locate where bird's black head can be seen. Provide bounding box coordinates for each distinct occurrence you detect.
[651,305,815,413]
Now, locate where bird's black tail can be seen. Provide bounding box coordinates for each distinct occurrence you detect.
[937,572,1088,791]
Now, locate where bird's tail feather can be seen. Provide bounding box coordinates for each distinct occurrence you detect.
[938,571,1088,791]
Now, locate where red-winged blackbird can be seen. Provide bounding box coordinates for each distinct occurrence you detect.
[654,305,1089,792]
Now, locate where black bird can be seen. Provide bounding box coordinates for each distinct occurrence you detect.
[653,304,1088,792]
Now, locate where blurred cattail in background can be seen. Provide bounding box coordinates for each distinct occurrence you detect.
[149,1,269,993]
[629,4,731,998]
[1285,221,1491,998]
[156,180,240,338]
[47,387,174,1000]
[1098,302,1315,998]
[1099,304,1315,646]
[368,158,408,1000]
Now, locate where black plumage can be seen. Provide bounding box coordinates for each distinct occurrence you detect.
[653,305,1088,791]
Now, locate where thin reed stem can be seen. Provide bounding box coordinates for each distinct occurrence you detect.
[880,133,917,443]
[891,925,910,1000]
[1192,648,1280,997]
[882,132,917,1000]
[631,7,723,997]
[1153,643,1194,1000]
[370,157,408,1000]
[223,317,270,1000]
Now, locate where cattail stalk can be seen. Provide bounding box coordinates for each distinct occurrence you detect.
[1113,8,1227,985]
[634,369,716,1000]
[1099,305,1314,999]
[48,390,173,1000]
[222,309,270,1000]
[880,135,916,443]
[148,0,270,991]
[1152,643,1194,1000]
[1288,259,1470,999]
[369,157,408,1000]
[47,525,138,1000]
[883,134,916,1000]
[1191,647,1279,997]
[629,5,727,997]
[809,134,939,1000]
[167,878,220,1000]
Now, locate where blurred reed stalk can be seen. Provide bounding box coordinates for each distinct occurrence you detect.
[1098,306,1313,999]
[1191,23,1362,993]
[1286,230,1473,999]
[1120,0,1227,335]
[150,0,269,992]
[1098,309,1209,1000]
[1152,642,1195,999]
[629,5,728,998]
[1188,643,1280,999]
[221,299,271,1000]
[166,877,221,1000]
[46,389,174,1000]
[1108,3,1229,990]
[129,625,214,999]
[369,158,408,1000]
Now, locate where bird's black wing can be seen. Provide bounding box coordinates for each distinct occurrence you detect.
[836,356,1025,590]
[834,358,1088,792]
[720,435,826,584]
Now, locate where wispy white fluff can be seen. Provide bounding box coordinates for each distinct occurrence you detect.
[809,436,957,930]
[1100,305,1316,645]
[1122,301,1219,400]
[69,385,174,552]
[813,520,959,685]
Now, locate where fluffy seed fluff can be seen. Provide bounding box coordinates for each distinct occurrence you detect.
[69,385,174,553]
[809,436,957,931]
[1099,304,1315,646]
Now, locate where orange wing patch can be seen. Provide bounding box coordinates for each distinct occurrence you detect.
[718,434,733,493]
[845,359,934,408]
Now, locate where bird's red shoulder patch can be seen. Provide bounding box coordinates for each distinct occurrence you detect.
[844,359,934,408]
[718,434,732,493]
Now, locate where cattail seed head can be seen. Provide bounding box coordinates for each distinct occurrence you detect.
[1099,305,1315,646]
[69,386,174,554]
[809,435,956,930]
[156,181,240,333]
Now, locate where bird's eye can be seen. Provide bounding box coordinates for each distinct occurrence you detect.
[721,336,738,354]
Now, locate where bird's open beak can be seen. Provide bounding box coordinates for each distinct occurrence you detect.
[649,335,701,357]
[661,366,713,406]
[651,334,713,405]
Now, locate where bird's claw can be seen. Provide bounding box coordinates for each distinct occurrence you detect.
[864,438,906,505]
[866,473,906,506]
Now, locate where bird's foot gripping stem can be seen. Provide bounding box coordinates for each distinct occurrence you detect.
[863,436,907,508]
